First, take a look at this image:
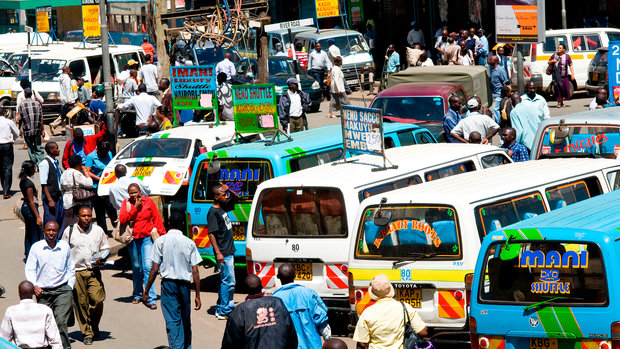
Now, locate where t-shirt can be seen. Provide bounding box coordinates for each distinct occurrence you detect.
[85,150,113,188]
[207,200,236,257]
[123,79,138,100]
[19,178,37,200]
[89,99,106,115]
[138,64,158,92]
[160,120,172,131]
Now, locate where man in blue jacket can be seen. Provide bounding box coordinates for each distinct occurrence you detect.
[273,263,331,349]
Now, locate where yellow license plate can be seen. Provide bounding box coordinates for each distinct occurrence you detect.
[292,263,312,280]
[530,338,558,349]
[592,72,599,81]
[397,288,421,308]
[133,166,154,177]
[232,224,245,241]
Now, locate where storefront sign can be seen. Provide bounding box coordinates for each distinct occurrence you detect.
[316,0,340,18]
[342,105,384,156]
[232,84,279,134]
[36,6,51,32]
[81,0,101,37]
[495,0,545,43]
[169,65,217,112]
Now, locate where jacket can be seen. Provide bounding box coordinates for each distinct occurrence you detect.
[222,295,298,349]
[278,90,311,128]
[62,123,107,170]
[118,196,166,239]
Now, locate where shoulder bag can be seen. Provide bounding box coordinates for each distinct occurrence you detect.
[113,201,134,244]
[546,54,556,76]
[401,302,424,349]
[72,171,94,201]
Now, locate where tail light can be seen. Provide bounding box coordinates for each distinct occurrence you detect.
[611,321,620,349]
[465,273,474,307]
[470,316,478,349]
[246,248,253,275]
[348,271,355,305]
[531,44,537,62]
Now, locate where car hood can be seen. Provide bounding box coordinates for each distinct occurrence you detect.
[270,73,316,88]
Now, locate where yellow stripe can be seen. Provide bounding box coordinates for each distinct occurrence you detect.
[587,53,596,59]
[439,291,465,318]
[488,337,505,349]
[535,55,553,61]
[580,340,600,349]
[85,82,92,88]
[350,268,473,283]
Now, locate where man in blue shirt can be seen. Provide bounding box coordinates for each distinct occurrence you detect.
[89,86,106,116]
[489,55,510,123]
[509,93,541,151]
[273,263,331,349]
[501,127,529,162]
[84,141,116,234]
[475,29,489,66]
[386,45,400,73]
[443,95,463,143]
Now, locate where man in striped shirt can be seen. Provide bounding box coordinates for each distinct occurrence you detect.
[289,42,308,70]
[0,281,63,349]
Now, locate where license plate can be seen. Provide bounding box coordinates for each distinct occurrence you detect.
[397,288,421,308]
[232,224,245,241]
[132,166,154,177]
[530,338,558,349]
[346,79,359,85]
[592,72,599,82]
[292,263,312,280]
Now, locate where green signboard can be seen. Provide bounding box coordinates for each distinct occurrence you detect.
[232,84,279,133]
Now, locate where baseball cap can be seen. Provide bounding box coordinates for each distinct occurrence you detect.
[368,274,395,300]
[327,38,336,45]
[467,98,479,108]
[286,78,300,86]
[95,85,105,93]
[127,59,136,66]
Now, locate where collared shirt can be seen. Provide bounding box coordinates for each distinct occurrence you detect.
[60,168,93,209]
[59,73,75,104]
[108,176,151,210]
[0,116,18,144]
[76,85,90,103]
[498,54,512,79]
[443,109,462,143]
[118,196,166,239]
[85,150,113,188]
[0,299,62,349]
[16,90,43,109]
[451,112,500,140]
[117,93,162,125]
[216,58,236,81]
[287,90,302,117]
[150,229,201,282]
[39,155,61,187]
[25,240,76,289]
[501,141,530,162]
[61,224,109,271]
[387,52,400,73]
[331,65,345,94]
[589,98,598,110]
[522,93,551,121]
[308,50,331,71]
[476,36,489,56]
[511,103,540,151]
[18,98,43,137]
[328,45,341,65]
[352,297,426,349]
[138,63,158,92]
[434,36,449,61]
[407,29,425,46]
[490,65,509,97]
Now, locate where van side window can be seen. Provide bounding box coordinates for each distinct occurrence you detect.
[425,161,475,182]
[607,170,620,191]
[545,177,602,210]
[414,131,435,144]
[543,36,567,53]
[385,137,396,149]
[289,148,344,172]
[474,192,547,240]
[586,35,601,51]
[397,132,416,146]
[236,60,248,76]
[358,175,423,202]
[480,153,511,168]
[571,35,601,52]
[69,60,86,78]
[114,52,141,71]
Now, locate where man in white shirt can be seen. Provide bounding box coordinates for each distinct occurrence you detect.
[116,83,162,134]
[108,164,151,210]
[217,73,234,121]
[138,54,158,95]
[307,43,332,101]
[51,66,75,133]
[40,142,64,226]
[278,78,311,133]
[521,81,551,121]
[407,21,425,47]
[0,281,63,349]
[450,98,500,144]
[328,56,351,118]
[61,207,108,345]
[216,53,236,84]
[25,221,75,349]
[0,106,18,199]
[327,38,341,66]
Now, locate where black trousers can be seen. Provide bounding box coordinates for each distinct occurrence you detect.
[0,143,14,195]
[92,192,117,233]
[310,69,329,100]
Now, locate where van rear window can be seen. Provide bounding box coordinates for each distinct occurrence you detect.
[252,188,347,237]
[191,159,273,202]
[537,126,620,159]
[475,192,547,240]
[479,242,607,306]
[355,205,461,260]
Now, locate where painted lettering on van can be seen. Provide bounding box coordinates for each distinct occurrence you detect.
[219,169,260,181]
[518,250,588,269]
[558,133,608,153]
[372,220,442,248]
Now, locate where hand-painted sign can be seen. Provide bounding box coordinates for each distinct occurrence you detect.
[495,0,545,44]
[81,0,101,37]
[342,105,384,156]
[373,219,442,248]
[170,65,217,111]
[316,0,340,18]
[232,84,279,133]
[36,6,51,32]
[518,249,588,295]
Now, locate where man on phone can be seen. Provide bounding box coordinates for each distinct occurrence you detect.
[207,183,240,320]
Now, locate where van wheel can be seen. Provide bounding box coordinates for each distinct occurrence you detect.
[569,80,576,99]
[0,98,11,119]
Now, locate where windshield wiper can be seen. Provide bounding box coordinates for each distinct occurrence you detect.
[392,252,440,267]
[523,296,585,311]
[32,72,57,81]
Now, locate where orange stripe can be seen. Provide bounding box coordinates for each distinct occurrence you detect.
[260,265,275,287]
[163,171,180,184]
[101,173,117,185]
[438,292,461,318]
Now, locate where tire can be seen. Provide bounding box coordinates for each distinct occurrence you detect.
[0,98,12,119]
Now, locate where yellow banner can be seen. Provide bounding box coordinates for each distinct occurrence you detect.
[82,4,101,37]
[316,0,340,18]
[36,7,50,32]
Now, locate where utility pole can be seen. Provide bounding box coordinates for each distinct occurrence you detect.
[258,33,269,83]
[99,0,116,152]
[517,44,524,95]
[153,0,170,80]
[561,0,567,29]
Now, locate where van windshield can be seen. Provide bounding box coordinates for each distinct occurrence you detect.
[195,47,225,65]
[18,59,66,81]
[192,159,273,203]
[479,241,607,305]
[370,97,445,123]
[537,126,620,159]
[252,187,347,237]
[355,205,461,260]
[318,34,369,56]
[118,138,192,159]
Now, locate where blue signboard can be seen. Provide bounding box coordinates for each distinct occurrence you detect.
[169,65,217,111]
[341,105,384,156]
[608,41,620,104]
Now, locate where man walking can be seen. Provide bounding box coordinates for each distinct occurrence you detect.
[386,44,400,73]
[509,92,541,152]
[0,106,18,199]
[307,43,331,101]
[50,66,75,133]
[40,142,64,226]
[138,54,158,95]
[488,55,510,122]
[216,53,236,84]
[108,164,151,210]
[450,98,500,144]
[444,95,463,143]
[0,281,62,349]
[273,263,331,349]
[61,207,107,345]
[522,81,551,122]
[143,212,202,349]
[141,37,156,58]
[116,84,162,135]
[278,78,311,133]
[475,28,489,66]
[19,88,45,166]
[501,127,529,162]
[207,183,239,320]
[25,221,75,349]
[327,56,350,119]
[445,37,460,65]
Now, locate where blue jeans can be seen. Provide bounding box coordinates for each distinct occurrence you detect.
[21,203,41,258]
[493,96,502,123]
[128,236,157,305]
[216,255,235,316]
[161,279,192,349]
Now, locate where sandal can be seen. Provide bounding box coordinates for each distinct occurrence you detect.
[132,299,140,304]
[150,304,157,310]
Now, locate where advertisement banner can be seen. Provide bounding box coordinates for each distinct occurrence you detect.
[495,0,545,43]
[82,0,101,37]
[170,65,217,111]
[341,105,384,157]
[36,6,51,33]
[608,41,620,104]
[316,0,340,19]
[232,84,279,134]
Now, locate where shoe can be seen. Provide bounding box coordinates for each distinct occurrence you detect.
[215,312,228,320]
[150,304,157,310]
[132,298,140,304]
[111,219,119,228]
[0,286,5,297]
[84,337,93,345]
[93,328,100,340]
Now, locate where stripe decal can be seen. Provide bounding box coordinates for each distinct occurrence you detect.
[554,307,583,338]
[349,268,473,283]
[437,291,465,318]
[191,225,211,248]
[284,147,307,158]
[536,307,584,339]
[537,307,564,336]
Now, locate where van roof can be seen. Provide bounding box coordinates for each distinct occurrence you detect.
[139,123,237,140]
[535,107,620,129]
[296,29,363,39]
[543,27,620,35]
[258,144,506,190]
[25,44,144,60]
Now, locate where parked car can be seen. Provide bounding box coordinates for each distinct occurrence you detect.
[586,46,608,96]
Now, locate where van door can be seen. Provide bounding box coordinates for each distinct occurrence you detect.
[68,59,90,94]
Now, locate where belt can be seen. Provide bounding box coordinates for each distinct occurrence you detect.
[42,282,68,291]
[0,142,13,145]
[162,278,191,284]
[136,123,147,128]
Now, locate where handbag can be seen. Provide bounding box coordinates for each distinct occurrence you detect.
[401,302,424,349]
[72,171,94,201]
[546,54,555,76]
[113,201,134,244]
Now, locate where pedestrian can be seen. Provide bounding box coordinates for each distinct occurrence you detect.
[434,29,449,64]
[322,338,347,349]
[509,92,540,152]
[216,53,236,84]
[89,86,106,118]
[0,281,63,349]
[475,28,489,66]
[405,44,424,67]
[589,88,607,110]
[123,69,139,101]
[143,212,201,349]
[468,131,482,144]
[84,141,117,234]
[18,87,45,166]
[273,263,331,349]
[217,73,234,122]
[500,127,529,162]
[61,207,107,345]
[158,78,174,124]
[444,95,463,143]
[450,98,500,144]
[497,46,511,79]
[595,92,608,109]
[289,42,309,70]
[469,27,479,41]
[61,121,107,169]
[138,54,158,95]
[141,37,156,58]
[221,274,298,349]
[548,43,575,108]
[40,142,64,227]
[307,43,331,101]
[522,81,550,121]
[445,37,460,66]
[278,78,311,133]
[0,106,18,199]
[386,44,400,73]
[156,106,173,131]
[108,164,150,211]
[51,66,75,134]
[454,40,473,66]
[119,183,166,309]
[328,56,351,119]
[499,86,513,129]
[60,155,93,235]
[461,30,476,54]
[116,83,162,136]
[327,38,340,66]
[75,77,90,104]
[352,274,428,348]
[25,221,75,349]
[407,21,425,47]
[19,160,42,258]
[488,55,510,123]
[418,53,434,67]
[207,182,239,320]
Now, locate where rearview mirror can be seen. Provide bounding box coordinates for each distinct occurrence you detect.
[373,197,391,227]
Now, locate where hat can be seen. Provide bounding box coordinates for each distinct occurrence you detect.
[286,78,299,85]
[368,274,395,300]
[127,59,136,66]
[75,76,84,81]
[23,87,32,95]
[327,38,336,45]
[95,85,105,93]
[467,98,479,108]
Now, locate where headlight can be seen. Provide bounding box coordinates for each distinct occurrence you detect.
[311,81,320,90]
[11,91,18,101]
[47,93,59,102]
[275,86,283,94]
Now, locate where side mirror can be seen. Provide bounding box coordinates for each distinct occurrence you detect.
[373,197,391,227]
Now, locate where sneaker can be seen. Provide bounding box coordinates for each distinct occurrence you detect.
[84,337,93,345]
[215,312,228,320]
[0,286,5,297]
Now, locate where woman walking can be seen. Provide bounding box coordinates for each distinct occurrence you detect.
[60,155,93,234]
[548,44,575,108]
[19,160,42,258]
[119,183,166,309]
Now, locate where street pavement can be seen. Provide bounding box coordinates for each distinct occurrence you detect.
[0,88,594,348]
